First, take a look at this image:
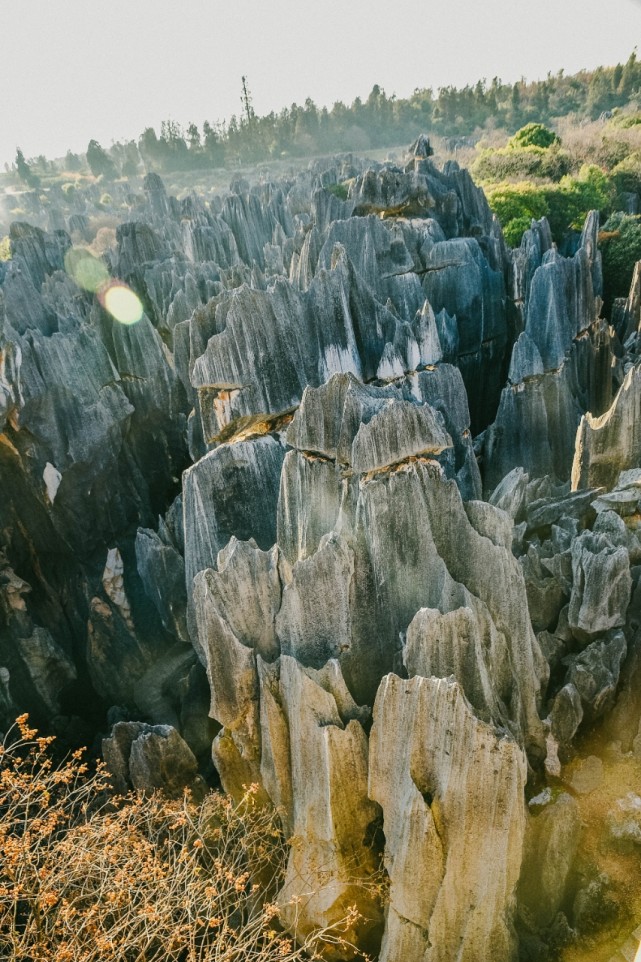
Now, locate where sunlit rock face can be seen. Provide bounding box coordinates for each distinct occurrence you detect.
[369,674,527,962]
[2,139,639,961]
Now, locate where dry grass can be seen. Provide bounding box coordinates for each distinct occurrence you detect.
[0,715,365,962]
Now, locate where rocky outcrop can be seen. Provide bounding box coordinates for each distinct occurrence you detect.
[2,141,637,961]
[102,720,199,796]
[369,674,527,962]
[484,213,613,489]
[517,792,581,934]
[572,363,641,491]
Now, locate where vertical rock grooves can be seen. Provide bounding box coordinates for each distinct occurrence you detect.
[2,142,641,959]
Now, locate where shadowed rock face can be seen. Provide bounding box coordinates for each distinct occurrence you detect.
[484,212,612,491]
[2,140,637,960]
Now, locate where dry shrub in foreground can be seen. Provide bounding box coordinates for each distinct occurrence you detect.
[0,715,364,962]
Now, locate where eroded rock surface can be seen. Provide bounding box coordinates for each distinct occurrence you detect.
[2,140,638,961]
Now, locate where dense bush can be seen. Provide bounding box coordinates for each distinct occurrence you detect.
[600,212,641,305]
[485,165,615,247]
[610,152,641,198]
[507,123,560,150]
[610,111,641,129]
[472,144,571,183]
[484,181,549,245]
[0,715,368,962]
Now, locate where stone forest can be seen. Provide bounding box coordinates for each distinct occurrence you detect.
[2,127,641,962]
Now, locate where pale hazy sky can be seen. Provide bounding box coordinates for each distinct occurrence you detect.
[1,0,640,167]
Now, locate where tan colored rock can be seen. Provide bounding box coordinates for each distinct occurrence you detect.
[262,656,383,954]
[572,364,641,492]
[518,792,581,931]
[356,461,546,753]
[192,564,263,796]
[369,674,527,962]
[102,547,133,632]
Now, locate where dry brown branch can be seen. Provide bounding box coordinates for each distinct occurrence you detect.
[0,715,369,962]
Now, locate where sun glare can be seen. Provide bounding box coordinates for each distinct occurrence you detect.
[102,283,144,325]
[64,248,109,293]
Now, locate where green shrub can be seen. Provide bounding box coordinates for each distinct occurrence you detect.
[486,181,549,222]
[503,216,534,247]
[609,112,641,129]
[611,153,641,197]
[0,236,11,261]
[486,167,615,248]
[508,123,560,150]
[326,182,349,201]
[473,145,571,183]
[600,212,641,305]
[545,165,616,234]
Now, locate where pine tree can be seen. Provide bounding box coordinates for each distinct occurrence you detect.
[15,148,40,189]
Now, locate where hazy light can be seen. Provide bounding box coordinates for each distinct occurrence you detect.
[65,248,143,325]
[2,0,641,167]
[64,248,109,292]
[102,283,144,325]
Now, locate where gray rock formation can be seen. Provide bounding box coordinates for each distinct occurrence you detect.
[2,143,637,961]
[518,792,581,932]
[369,674,527,962]
[485,213,613,489]
[572,363,641,491]
[103,720,199,796]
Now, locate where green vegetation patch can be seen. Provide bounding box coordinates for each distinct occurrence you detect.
[600,212,641,304]
[326,182,350,201]
[485,165,615,247]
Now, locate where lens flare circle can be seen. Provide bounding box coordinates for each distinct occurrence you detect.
[103,284,144,325]
[64,247,109,293]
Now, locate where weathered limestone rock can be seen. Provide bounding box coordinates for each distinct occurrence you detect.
[568,531,631,635]
[572,363,641,491]
[276,533,353,667]
[404,599,513,727]
[485,214,613,489]
[369,674,527,962]
[197,537,281,663]
[103,720,198,796]
[549,683,584,743]
[192,564,263,794]
[271,656,382,952]
[0,552,77,718]
[564,630,627,720]
[607,793,641,847]
[401,365,481,499]
[9,221,70,290]
[355,460,546,747]
[190,267,362,436]
[182,436,285,587]
[490,466,529,520]
[421,236,507,432]
[350,399,451,473]
[6,148,630,962]
[518,792,581,933]
[612,259,641,343]
[277,450,344,564]
[526,487,601,531]
[135,526,189,644]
